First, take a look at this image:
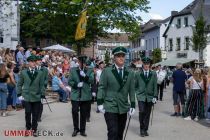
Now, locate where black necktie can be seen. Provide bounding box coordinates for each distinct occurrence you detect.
[119,68,123,79]
[145,71,148,78]
[31,69,35,74]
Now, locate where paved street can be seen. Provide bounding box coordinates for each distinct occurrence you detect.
[0,85,210,140]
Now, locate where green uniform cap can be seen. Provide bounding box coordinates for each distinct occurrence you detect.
[142,57,152,64]
[36,55,43,61]
[27,55,37,62]
[112,46,127,55]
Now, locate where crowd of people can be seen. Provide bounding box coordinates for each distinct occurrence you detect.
[0,44,210,138]
[0,45,103,116]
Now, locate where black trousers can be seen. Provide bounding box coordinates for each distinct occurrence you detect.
[104,112,127,140]
[38,103,43,121]
[71,100,89,132]
[138,101,153,132]
[86,101,91,120]
[25,101,41,132]
[157,82,164,100]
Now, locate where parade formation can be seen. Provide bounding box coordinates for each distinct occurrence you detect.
[1,45,210,140]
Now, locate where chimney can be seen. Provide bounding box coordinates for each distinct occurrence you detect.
[171,11,178,16]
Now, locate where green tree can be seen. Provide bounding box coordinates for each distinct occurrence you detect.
[191,15,207,63]
[104,50,110,66]
[19,0,150,54]
[152,48,161,64]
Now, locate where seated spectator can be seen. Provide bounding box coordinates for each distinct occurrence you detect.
[52,71,68,103]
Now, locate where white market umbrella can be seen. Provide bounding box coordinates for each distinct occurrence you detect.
[43,44,75,53]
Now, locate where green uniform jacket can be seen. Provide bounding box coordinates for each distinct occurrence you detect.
[97,65,135,114]
[68,67,94,101]
[39,66,48,88]
[135,70,157,102]
[17,69,45,102]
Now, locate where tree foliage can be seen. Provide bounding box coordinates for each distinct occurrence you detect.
[191,16,207,61]
[104,50,110,65]
[152,48,161,64]
[20,0,149,49]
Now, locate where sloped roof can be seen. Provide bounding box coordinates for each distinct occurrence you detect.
[98,33,129,42]
[163,0,210,37]
[142,17,170,33]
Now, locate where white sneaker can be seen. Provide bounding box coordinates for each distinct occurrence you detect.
[184,116,192,120]
[194,116,199,121]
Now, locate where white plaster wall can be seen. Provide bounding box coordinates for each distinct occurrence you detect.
[0,0,18,50]
[165,14,199,60]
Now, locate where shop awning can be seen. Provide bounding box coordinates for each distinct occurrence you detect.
[154,58,195,66]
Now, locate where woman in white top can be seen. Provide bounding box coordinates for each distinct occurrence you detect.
[184,68,205,121]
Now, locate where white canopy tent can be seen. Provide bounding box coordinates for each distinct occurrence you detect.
[43,44,75,53]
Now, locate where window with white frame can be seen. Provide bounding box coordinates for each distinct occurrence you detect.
[169,38,173,51]
[176,38,181,51]
[184,17,188,27]
[177,18,181,28]
[185,37,190,50]
[0,31,3,43]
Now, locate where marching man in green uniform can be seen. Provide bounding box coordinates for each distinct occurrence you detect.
[135,57,157,137]
[17,55,45,137]
[97,46,136,140]
[35,56,49,122]
[68,56,94,137]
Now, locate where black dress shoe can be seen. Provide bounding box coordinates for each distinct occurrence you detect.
[171,112,177,116]
[144,131,149,136]
[72,130,79,137]
[33,132,38,137]
[140,131,145,137]
[86,118,90,122]
[80,132,87,137]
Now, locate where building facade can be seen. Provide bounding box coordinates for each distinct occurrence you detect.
[163,0,210,66]
[0,0,19,50]
[83,33,130,61]
[130,19,169,60]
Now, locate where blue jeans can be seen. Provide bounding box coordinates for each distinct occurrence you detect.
[54,88,67,101]
[207,89,210,119]
[12,87,17,106]
[7,84,15,106]
[0,83,8,110]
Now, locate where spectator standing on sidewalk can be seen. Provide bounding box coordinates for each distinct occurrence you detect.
[0,63,9,117]
[156,65,166,101]
[207,67,210,121]
[171,63,187,117]
[184,68,205,121]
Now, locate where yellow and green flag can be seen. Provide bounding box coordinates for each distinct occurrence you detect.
[75,10,87,41]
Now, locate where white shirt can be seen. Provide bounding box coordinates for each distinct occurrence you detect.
[143,70,149,77]
[191,78,203,89]
[156,69,166,84]
[25,50,31,59]
[115,64,124,78]
[96,69,102,83]
[29,67,35,74]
